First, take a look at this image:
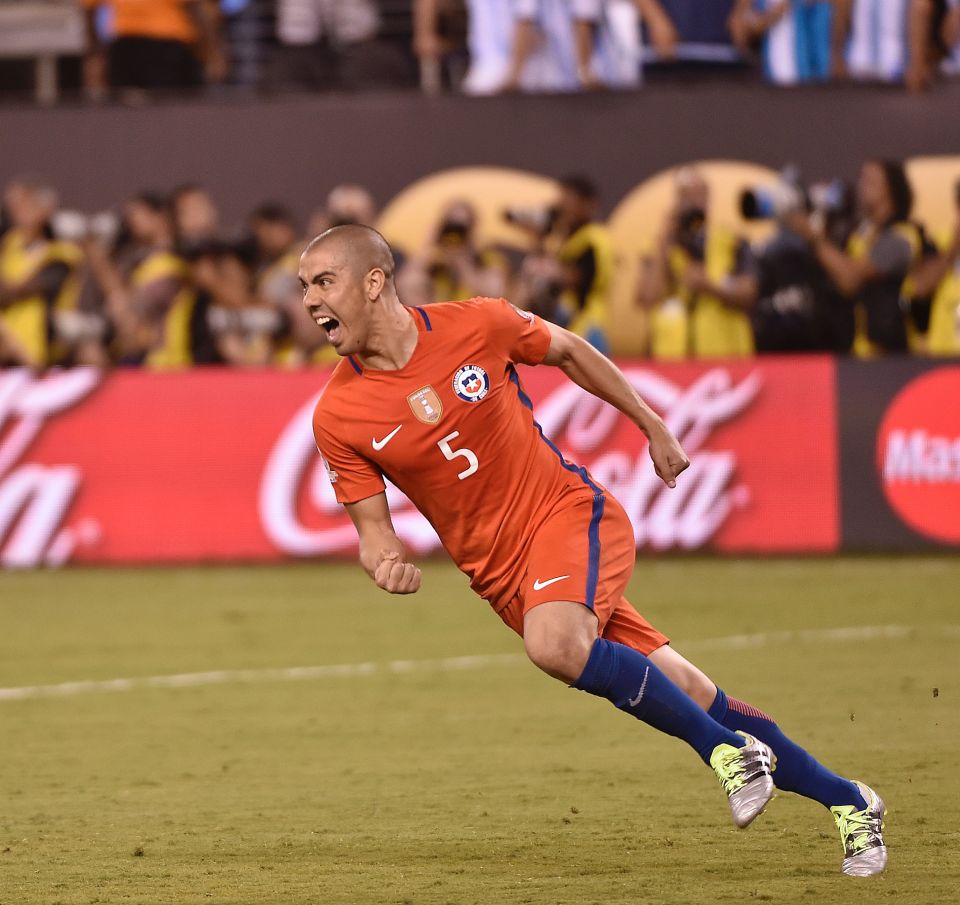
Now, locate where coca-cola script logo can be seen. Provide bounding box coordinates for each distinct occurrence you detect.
[0,368,102,567]
[259,367,762,556]
[877,366,960,544]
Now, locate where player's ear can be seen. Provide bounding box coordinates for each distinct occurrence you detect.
[365,267,386,300]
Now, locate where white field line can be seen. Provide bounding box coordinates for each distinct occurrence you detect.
[0,624,956,703]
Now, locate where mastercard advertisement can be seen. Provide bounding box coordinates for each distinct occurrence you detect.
[839,361,960,549]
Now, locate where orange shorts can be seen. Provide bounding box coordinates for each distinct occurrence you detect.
[494,490,670,655]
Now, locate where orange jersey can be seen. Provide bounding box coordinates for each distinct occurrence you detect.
[312,298,606,603]
[84,0,199,44]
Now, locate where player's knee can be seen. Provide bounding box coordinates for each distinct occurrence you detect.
[523,629,593,683]
[649,646,717,710]
[682,671,717,710]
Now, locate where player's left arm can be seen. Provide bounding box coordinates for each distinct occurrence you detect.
[541,322,690,488]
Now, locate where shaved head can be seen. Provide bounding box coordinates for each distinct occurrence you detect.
[304,224,395,283]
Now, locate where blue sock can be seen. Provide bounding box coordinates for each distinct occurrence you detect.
[573,638,743,763]
[709,688,865,810]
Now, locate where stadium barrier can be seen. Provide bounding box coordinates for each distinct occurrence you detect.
[0,358,956,568]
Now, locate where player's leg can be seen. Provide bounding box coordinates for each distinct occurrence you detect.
[522,599,742,761]
[511,492,774,827]
[521,599,774,827]
[602,600,887,875]
[647,643,866,807]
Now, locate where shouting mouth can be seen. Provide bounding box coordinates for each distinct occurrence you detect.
[315,314,342,345]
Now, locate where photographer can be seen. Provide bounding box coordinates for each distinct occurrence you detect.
[405,200,509,303]
[0,177,87,369]
[744,174,857,353]
[81,191,194,367]
[550,175,615,353]
[906,178,960,355]
[787,159,921,356]
[637,167,756,359]
[191,241,283,367]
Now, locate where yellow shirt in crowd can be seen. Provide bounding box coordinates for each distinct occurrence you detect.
[650,227,754,359]
[0,230,81,367]
[928,230,960,355]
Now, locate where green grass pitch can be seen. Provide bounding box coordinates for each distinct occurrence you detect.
[1,557,958,905]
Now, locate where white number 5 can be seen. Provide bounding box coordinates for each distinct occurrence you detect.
[438,431,479,480]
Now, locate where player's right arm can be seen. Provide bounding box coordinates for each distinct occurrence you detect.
[345,493,422,594]
[314,391,420,594]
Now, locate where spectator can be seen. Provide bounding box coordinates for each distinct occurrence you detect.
[637,167,757,359]
[419,0,578,95]
[82,0,228,97]
[512,251,569,325]
[787,159,921,356]
[499,1,579,93]
[248,202,302,304]
[746,175,856,352]
[172,184,221,255]
[572,0,677,90]
[903,179,960,355]
[395,260,438,309]
[320,183,378,230]
[308,184,408,270]
[405,200,509,303]
[547,174,616,352]
[273,0,413,90]
[191,241,282,365]
[412,0,469,92]
[833,0,933,92]
[943,0,960,74]
[0,176,85,368]
[83,191,194,366]
[727,0,832,85]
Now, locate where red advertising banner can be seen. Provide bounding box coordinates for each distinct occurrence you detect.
[0,358,838,568]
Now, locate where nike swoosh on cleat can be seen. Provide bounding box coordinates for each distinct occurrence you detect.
[532,575,570,591]
[372,425,402,451]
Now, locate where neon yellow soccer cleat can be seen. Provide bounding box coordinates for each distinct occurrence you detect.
[831,781,888,877]
[710,731,776,828]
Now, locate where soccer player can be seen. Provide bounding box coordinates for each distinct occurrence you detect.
[304,224,887,877]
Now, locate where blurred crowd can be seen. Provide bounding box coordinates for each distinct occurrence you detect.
[2,1,960,98]
[2,160,959,369]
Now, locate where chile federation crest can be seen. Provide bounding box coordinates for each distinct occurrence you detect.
[452,364,490,403]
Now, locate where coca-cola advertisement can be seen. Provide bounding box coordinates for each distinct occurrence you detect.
[839,359,960,550]
[0,359,838,568]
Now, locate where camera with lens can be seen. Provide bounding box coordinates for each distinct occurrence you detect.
[503,205,558,238]
[50,209,120,246]
[437,217,471,246]
[740,168,806,221]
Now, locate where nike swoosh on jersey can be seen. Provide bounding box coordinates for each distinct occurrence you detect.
[372,425,402,451]
[532,575,571,591]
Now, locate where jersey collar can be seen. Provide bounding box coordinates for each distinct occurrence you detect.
[347,306,431,375]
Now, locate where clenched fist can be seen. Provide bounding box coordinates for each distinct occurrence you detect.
[648,428,691,489]
[374,551,422,594]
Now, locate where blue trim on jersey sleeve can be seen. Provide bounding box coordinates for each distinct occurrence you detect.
[414,306,432,332]
[347,356,362,374]
[508,365,605,610]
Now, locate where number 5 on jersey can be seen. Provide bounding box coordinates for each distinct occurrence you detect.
[438,431,478,480]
